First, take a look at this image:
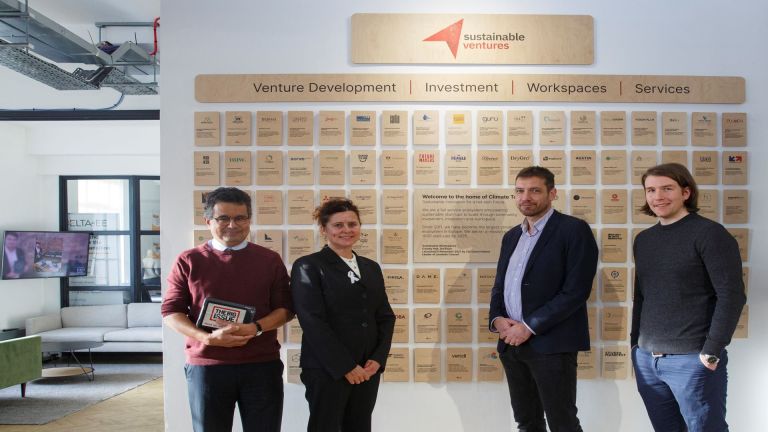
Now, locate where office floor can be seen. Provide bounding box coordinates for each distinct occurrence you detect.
[0,378,163,432]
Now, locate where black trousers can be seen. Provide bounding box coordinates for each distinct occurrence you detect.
[184,360,284,432]
[300,368,381,432]
[499,344,582,432]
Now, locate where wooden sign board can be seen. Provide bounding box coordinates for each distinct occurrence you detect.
[383,348,410,382]
[351,14,594,65]
[414,189,517,263]
[196,74,745,104]
[194,112,220,146]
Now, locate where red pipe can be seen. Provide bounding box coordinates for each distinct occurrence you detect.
[149,17,160,56]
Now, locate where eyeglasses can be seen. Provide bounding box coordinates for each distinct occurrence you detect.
[211,215,250,226]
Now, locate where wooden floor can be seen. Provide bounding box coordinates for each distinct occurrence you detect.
[0,378,164,432]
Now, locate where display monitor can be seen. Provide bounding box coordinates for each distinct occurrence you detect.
[1,231,91,280]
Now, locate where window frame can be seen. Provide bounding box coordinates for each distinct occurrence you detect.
[59,175,160,306]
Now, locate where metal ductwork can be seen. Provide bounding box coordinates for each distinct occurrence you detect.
[0,0,158,95]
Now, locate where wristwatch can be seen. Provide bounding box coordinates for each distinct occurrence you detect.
[254,321,263,336]
[703,354,719,364]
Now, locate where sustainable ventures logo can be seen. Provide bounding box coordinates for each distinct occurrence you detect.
[423,18,525,59]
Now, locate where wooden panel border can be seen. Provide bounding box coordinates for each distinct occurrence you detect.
[196,74,744,104]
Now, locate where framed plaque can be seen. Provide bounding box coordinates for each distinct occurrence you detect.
[382,348,410,382]
[508,150,534,184]
[691,112,716,147]
[194,151,220,186]
[577,349,598,380]
[414,348,441,382]
[507,110,533,145]
[445,150,471,185]
[477,110,503,145]
[722,112,747,147]
[600,111,626,146]
[256,111,283,146]
[350,150,377,184]
[601,150,627,185]
[601,346,629,380]
[540,111,566,145]
[570,111,596,145]
[414,110,439,145]
[477,150,503,185]
[661,112,687,146]
[414,308,441,343]
[225,111,251,146]
[224,151,252,186]
[318,111,345,146]
[382,150,408,184]
[381,111,408,145]
[570,150,597,185]
[350,111,376,146]
[445,111,472,145]
[631,111,657,146]
[318,150,346,185]
[287,111,314,146]
[601,189,628,224]
[414,150,439,185]
[478,348,503,381]
[350,189,378,224]
[446,308,472,343]
[392,308,410,343]
[256,151,283,186]
[446,348,472,382]
[194,111,220,146]
[539,150,566,185]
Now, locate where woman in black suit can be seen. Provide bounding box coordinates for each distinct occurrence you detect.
[291,198,395,432]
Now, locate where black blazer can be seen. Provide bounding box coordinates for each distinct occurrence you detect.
[488,210,598,354]
[2,247,26,278]
[291,246,396,380]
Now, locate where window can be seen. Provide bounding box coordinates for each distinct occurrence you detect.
[60,176,160,306]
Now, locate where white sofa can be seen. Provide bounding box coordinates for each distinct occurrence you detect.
[25,303,162,352]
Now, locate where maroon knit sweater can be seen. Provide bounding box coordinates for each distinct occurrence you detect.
[162,242,292,365]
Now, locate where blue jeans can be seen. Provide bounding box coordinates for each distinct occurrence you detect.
[632,347,728,432]
[185,360,284,432]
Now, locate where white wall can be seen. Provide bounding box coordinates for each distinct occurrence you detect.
[160,1,768,431]
[0,121,160,329]
[0,123,54,330]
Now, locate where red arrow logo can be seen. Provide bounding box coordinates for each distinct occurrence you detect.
[423,19,464,58]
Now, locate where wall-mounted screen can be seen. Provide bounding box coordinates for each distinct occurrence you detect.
[2,231,91,280]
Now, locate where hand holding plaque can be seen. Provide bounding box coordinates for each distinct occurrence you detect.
[196,297,256,332]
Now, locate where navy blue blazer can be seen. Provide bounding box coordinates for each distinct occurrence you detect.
[488,210,598,354]
[291,246,395,380]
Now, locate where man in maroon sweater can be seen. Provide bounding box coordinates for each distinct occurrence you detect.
[162,187,293,432]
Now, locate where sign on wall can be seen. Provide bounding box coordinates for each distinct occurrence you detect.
[195,74,745,104]
[413,189,519,263]
[351,14,594,64]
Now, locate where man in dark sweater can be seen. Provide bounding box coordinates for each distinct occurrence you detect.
[162,187,294,432]
[631,163,745,432]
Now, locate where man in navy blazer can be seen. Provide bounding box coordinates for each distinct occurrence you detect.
[489,166,598,432]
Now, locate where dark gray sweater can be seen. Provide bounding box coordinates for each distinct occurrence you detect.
[630,212,746,355]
